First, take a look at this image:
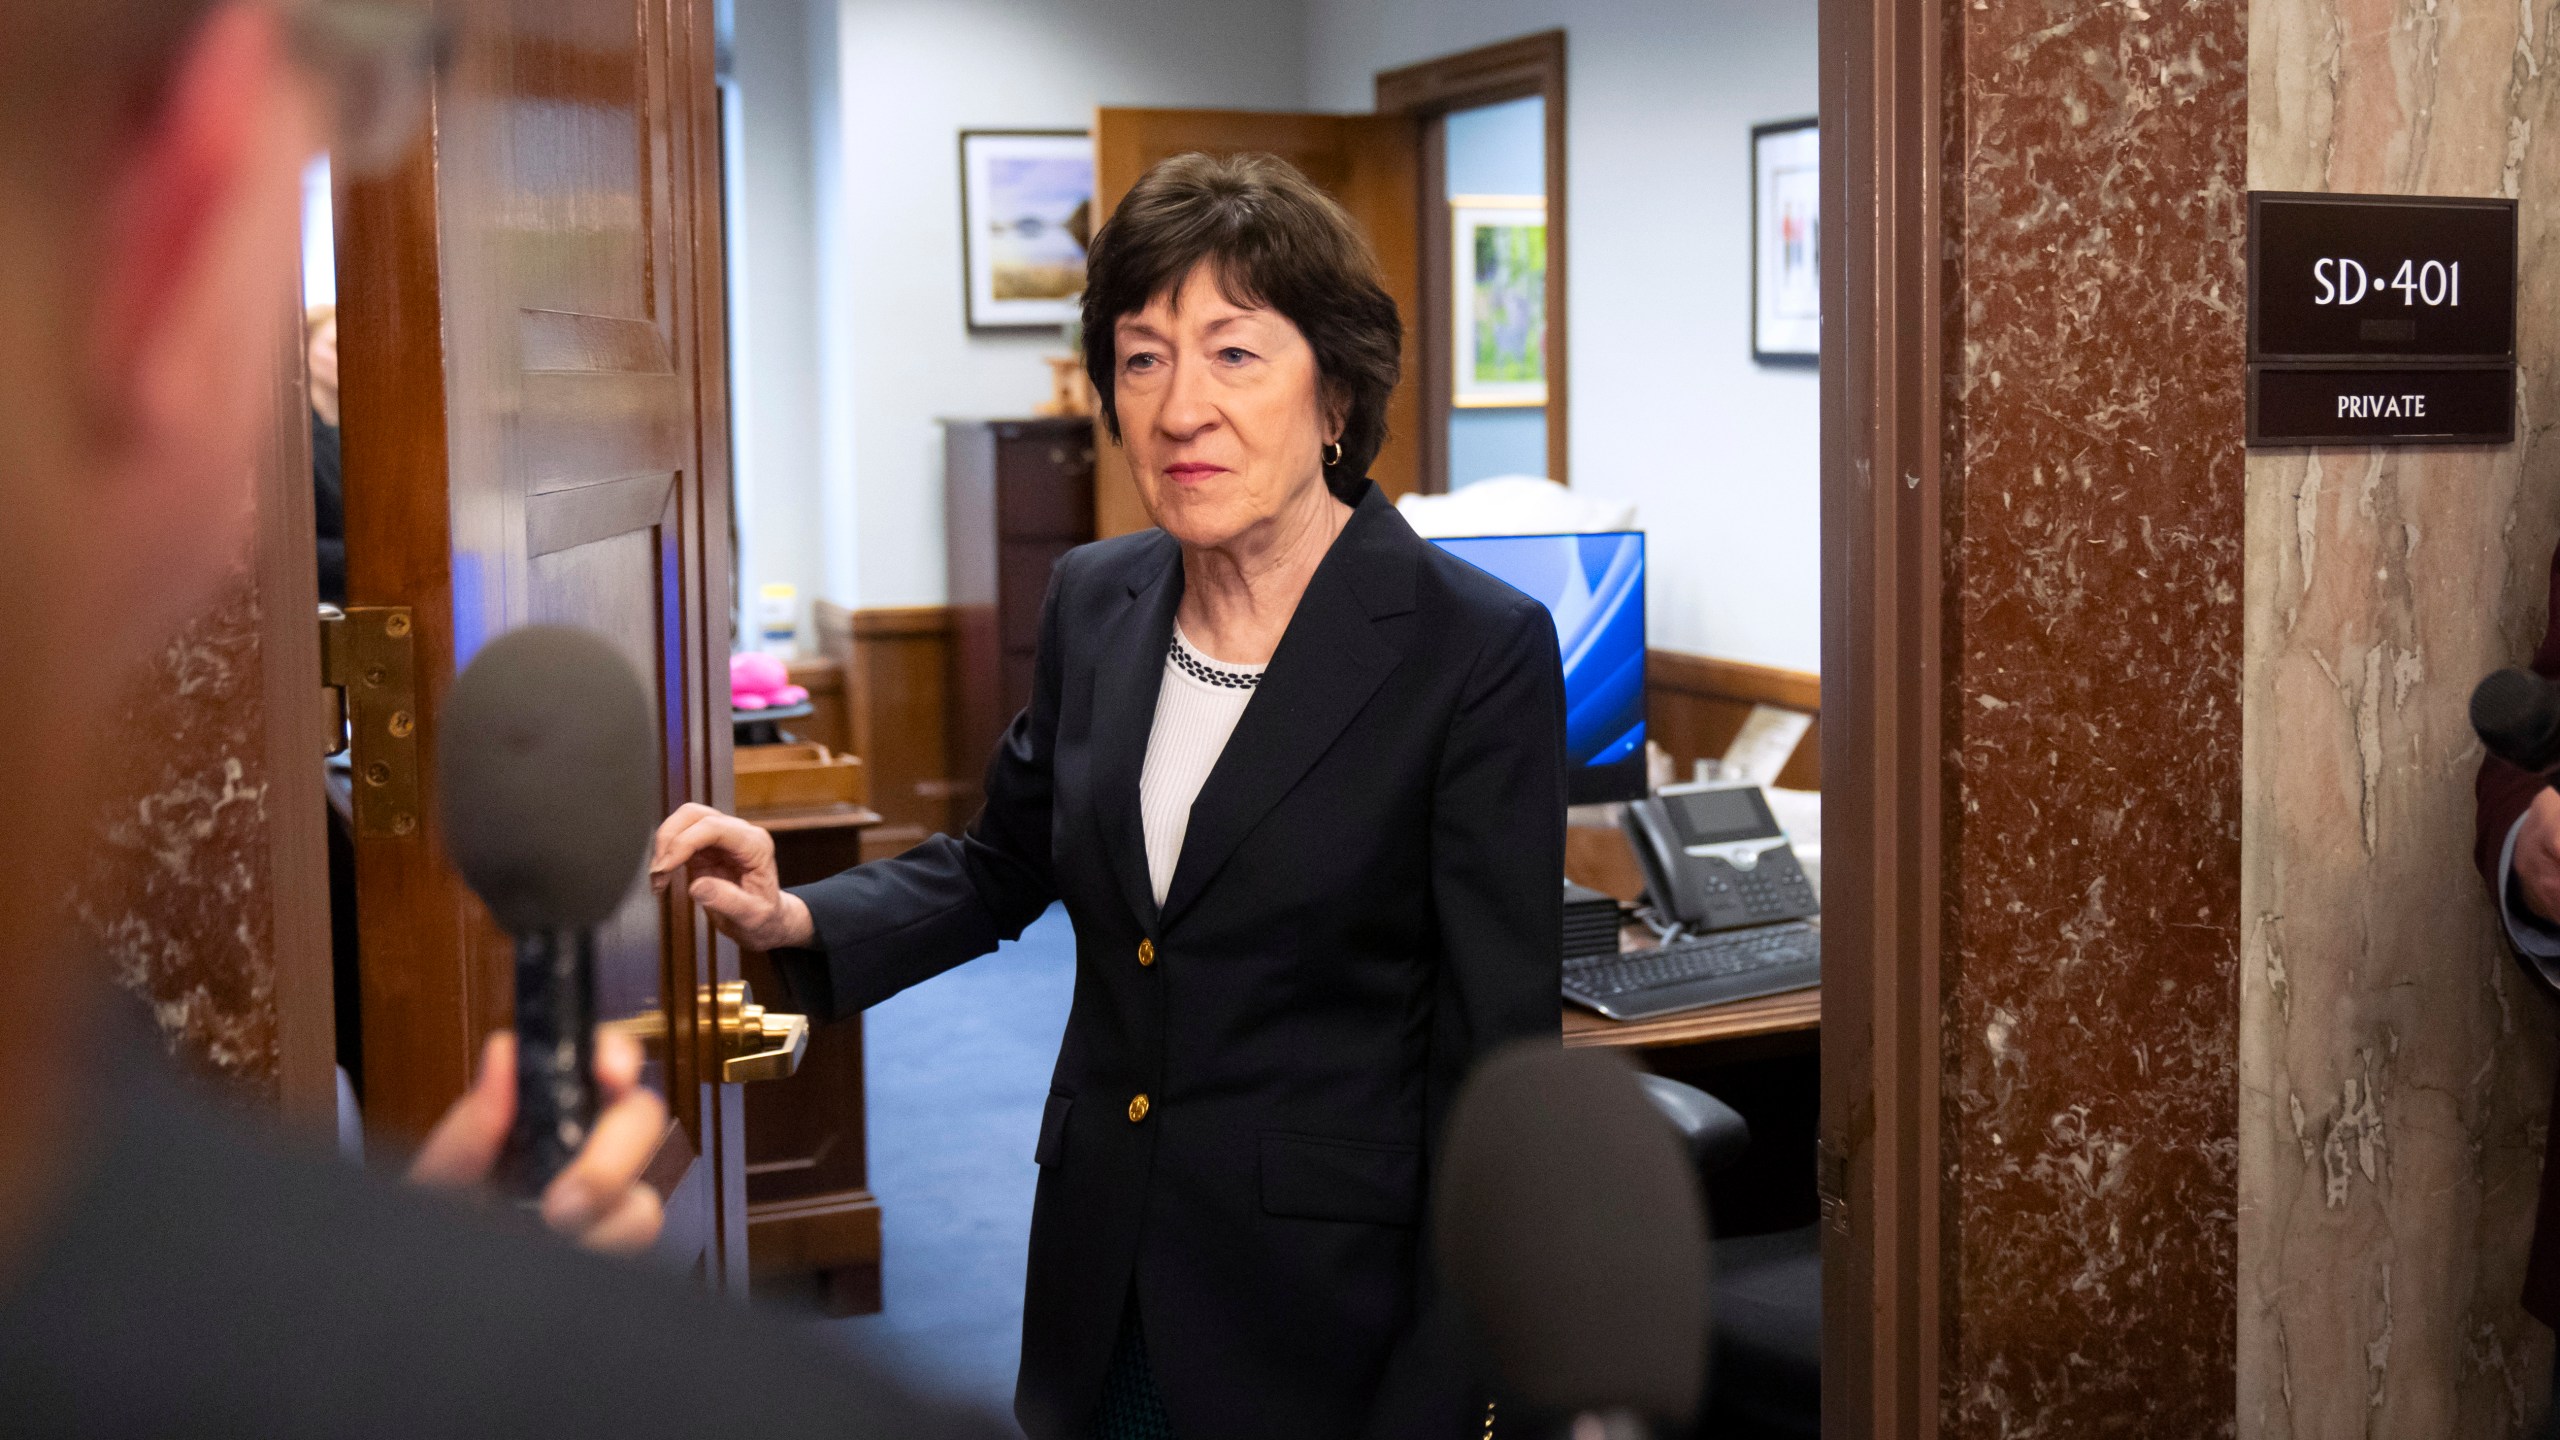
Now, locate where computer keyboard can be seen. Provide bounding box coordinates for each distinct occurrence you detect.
[1562,922,1820,1022]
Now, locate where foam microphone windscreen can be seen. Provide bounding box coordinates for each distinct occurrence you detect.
[438,626,659,933]
[1433,1042,1709,1425]
[2473,667,2560,774]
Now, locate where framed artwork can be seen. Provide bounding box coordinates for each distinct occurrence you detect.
[1451,195,1549,408]
[959,130,1094,331]
[1752,118,1820,365]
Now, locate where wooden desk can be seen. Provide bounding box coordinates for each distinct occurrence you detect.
[737,798,884,1314]
[1562,985,1819,1053]
[1563,929,1824,1234]
[1559,924,1821,1060]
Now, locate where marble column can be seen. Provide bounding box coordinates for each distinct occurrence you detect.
[1941,0,2249,1433]
[64,293,331,1112]
[71,574,290,1098]
[2242,1,2560,1435]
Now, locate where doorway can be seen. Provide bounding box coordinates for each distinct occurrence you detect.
[1376,32,1569,496]
[1439,96,1550,491]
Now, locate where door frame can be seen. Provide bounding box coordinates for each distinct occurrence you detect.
[1818,0,1946,1430]
[1374,31,1567,494]
[260,274,339,1129]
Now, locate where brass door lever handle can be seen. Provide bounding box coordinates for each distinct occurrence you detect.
[715,981,809,1083]
[604,980,808,1083]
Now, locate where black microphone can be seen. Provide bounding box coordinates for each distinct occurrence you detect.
[2473,666,2560,774]
[438,626,659,1194]
[1433,1042,1709,1437]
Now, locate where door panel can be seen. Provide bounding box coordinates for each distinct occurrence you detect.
[528,496,682,1062]
[339,0,741,1285]
[1090,108,1422,537]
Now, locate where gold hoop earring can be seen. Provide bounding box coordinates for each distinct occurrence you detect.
[1325,440,1344,469]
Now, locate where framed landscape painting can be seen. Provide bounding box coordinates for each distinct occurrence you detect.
[1452,195,1548,408]
[1752,118,1820,364]
[959,130,1094,331]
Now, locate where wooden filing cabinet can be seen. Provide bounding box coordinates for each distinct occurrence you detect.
[944,417,1096,784]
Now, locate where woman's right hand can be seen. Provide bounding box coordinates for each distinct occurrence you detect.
[649,802,817,950]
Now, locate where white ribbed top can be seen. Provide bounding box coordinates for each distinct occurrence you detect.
[1139,625,1264,905]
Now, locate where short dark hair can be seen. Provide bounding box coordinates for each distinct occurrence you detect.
[1081,152,1402,502]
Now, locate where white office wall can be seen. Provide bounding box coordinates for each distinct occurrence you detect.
[729,0,831,636]
[816,0,1309,609]
[1308,0,1821,670]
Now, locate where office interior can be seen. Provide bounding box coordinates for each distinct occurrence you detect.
[701,0,1825,1422]
[80,0,2560,1433]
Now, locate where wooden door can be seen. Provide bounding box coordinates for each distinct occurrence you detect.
[1090,108,1422,537]
[337,0,744,1285]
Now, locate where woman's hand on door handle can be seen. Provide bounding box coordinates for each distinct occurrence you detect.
[407,1028,669,1256]
[648,802,817,951]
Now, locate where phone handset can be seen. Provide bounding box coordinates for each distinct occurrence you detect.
[1618,782,1819,935]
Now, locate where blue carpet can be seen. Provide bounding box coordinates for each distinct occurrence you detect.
[820,903,1076,1417]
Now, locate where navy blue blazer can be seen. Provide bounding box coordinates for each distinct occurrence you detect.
[775,483,1566,1440]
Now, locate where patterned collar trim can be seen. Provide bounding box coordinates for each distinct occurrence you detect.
[1167,629,1263,690]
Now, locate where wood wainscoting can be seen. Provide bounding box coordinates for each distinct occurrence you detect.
[815,602,965,862]
[1647,649,1821,791]
[782,654,851,762]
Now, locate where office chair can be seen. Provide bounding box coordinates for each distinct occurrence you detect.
[1637,1074,1821,1440]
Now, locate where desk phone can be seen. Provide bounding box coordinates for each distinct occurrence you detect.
[1621,781,1818,932]
[1566,781,1821,1022]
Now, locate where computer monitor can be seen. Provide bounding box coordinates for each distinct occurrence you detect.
[1430,531,1646,805]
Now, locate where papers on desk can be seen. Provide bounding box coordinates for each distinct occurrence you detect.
[1762,787,1821,901]
[1722,704,1812,787]
[1718,704,1819,900]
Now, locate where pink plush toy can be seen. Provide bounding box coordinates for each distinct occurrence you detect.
[730,651,808,712]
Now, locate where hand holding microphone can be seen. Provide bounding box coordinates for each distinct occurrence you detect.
[407,1028,667,1255]
[432,626,666,1222]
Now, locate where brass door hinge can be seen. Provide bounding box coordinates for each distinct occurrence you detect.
[319,604,421,838]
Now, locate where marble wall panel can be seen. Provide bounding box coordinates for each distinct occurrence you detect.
[68,556,286,1091]
[61,295,323,1108]
[2243,0,2560,1434]
[67,561,285,1101]
[1942,0,2248,1433]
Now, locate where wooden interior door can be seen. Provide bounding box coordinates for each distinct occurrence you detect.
[337,0,744,1285]
[1090,108,1422,537]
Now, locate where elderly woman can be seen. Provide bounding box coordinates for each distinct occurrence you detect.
[653,152,1563,1440]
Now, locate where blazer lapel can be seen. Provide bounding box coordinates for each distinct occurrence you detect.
[1158,487,1419,927]
[1088,537,1184,931]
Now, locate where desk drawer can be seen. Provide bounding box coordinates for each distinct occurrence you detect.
[736,743,866,811]
[996,435,1095,540]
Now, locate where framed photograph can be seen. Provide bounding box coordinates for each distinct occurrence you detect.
[959,130,1094,332]
[1752,119,1820,365]
[1451,195,1549,408]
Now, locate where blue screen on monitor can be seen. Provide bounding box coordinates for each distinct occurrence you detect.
[1431,532,1646,790]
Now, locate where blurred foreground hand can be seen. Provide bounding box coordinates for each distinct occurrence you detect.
[407,1028,668,1256]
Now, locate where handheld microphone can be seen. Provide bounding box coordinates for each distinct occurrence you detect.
[438,626,659,1194]
[1433,1042,1709,1438]
[2472,666,2560,774]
